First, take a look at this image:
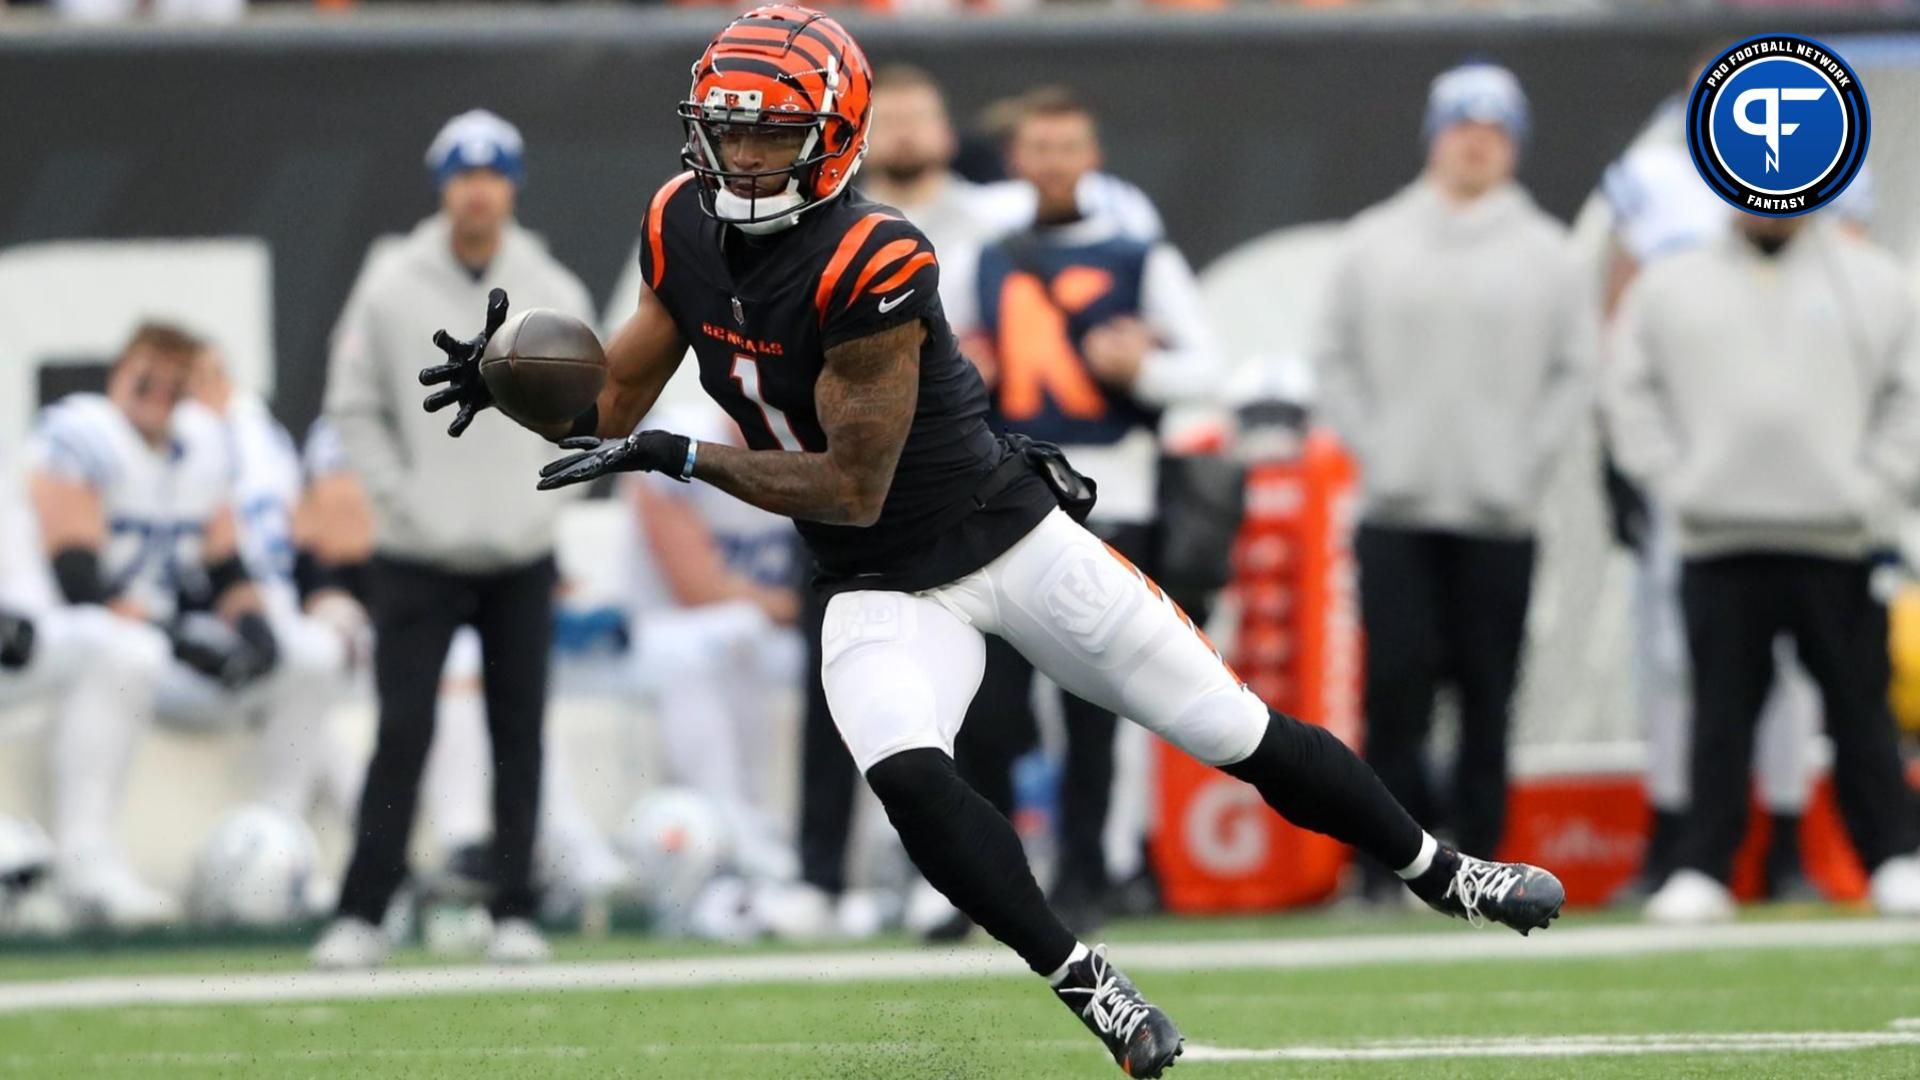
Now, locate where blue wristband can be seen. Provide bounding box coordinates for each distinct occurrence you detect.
[679,438,698,483]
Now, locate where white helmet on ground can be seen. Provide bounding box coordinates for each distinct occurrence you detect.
[188,804,321,927]
[617,788,733,934]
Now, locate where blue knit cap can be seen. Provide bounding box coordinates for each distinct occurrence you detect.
[425,109,526,189]
[1423,63,1529,146]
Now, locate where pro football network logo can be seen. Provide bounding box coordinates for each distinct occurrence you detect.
[1686,34,1869,217]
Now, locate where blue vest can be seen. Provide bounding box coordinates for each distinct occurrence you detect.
[976,229,1159,447]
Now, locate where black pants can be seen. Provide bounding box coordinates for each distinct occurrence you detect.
[1357,524,1535,884]
[952,521,1158,897]
[336,554,557,922]
[1677,553,1920,882]
[797,576,859,895]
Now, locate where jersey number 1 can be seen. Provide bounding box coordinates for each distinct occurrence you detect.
[729,353,811,453]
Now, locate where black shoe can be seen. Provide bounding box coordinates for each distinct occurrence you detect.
[1412,851,1564,936]
[1053,946,1183,1078]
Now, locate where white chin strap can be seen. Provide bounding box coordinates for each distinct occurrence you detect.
[713,183,807,235]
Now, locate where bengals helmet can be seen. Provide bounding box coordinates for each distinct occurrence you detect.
[679,5,874,234]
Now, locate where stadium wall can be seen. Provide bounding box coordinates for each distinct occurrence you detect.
[4,8,1918,443]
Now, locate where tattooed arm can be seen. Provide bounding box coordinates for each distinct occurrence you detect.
[691,321,923,527]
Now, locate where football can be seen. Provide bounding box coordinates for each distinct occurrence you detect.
[479,308,607,430]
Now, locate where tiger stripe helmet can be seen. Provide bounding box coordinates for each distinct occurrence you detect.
[679,5,874,233]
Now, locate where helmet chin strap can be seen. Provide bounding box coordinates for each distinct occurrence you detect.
[714,183,807,235]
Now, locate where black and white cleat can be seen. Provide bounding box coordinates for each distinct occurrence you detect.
[1053,945,1185,1077]
[1417,852,1566,936]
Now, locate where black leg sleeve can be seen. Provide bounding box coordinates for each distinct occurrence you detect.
[866,748,1077,975]
[1221,708,1427,873]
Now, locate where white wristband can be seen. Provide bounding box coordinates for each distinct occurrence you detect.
[679,439,699,482]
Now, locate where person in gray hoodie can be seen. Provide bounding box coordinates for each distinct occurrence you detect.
[1605,208,1920,923]
[1314,63,1593,900]
[313,109,596,969]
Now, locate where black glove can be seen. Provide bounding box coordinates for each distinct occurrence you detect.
[171,612,279,690]
[420,288,510,438]
[536,431,692,492]
[0,609,35,671]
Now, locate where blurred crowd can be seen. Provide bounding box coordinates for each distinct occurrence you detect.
[4,44,1920,960]
[4,0,1916,27]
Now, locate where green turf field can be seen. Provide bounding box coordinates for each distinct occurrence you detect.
[2,911,1917,1079]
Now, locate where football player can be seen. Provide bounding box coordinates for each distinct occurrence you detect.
[180,347,365,823]
[1,440,172,929]
[26,323,276,925]
[420,9,1565,1074]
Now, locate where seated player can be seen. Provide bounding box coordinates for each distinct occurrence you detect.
[421,10,1565,1075]
[26,323,277,926]
[1,443,173,933]
[179,346,365,826]
[623,404,806,895]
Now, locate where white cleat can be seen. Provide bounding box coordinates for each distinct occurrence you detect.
[311,917,390,970]
[60,860,178,929]
[487,917,552,964]
[1644,868,1736,925]
[1870,853,1920,917]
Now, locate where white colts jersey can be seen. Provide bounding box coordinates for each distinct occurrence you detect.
[29,395,232,620]
[627,477,797,614]
[624,406,797,613]
[0,452,55,614]
[223,394,304,614]
[1602,139,1730,265]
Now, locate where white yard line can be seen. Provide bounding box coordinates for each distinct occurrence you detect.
[7,1032,1920,1070]
[1183,1031,1920,1061]
[0,918,1916,1015]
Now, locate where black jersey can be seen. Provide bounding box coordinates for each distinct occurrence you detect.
[639,174,1054,592]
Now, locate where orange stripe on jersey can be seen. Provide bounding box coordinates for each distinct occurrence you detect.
[814,212,900,323]
[844,238,919,309]
[866,251,936,298]
[647,172,695,288]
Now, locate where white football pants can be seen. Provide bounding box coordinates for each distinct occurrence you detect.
[149,607,360,819]
[823,509,1269,776]
[30,608,171,870]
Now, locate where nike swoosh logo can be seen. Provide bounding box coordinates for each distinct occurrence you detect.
[877,290,915,314]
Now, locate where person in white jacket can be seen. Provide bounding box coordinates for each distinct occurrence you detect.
[1604,208,1920,922]
[1596,101,1824,902]
[315,109,596,969]
[1314,63,1593,902]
